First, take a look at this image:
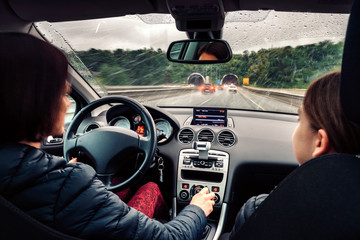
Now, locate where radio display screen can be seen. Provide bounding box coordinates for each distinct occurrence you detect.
[192,107,227,127]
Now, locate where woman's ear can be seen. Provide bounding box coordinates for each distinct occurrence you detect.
[312,129,334,157]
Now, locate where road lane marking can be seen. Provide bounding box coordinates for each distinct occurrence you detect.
[239,90,265,111]
[198,93,219,106]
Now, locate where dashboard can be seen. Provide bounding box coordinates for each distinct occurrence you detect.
[75,104,299,234]
[78,104,298,172]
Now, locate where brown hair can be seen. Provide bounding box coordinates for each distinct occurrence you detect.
[0,33,69,142]
[197,42,229,60]
[303,71,360,154]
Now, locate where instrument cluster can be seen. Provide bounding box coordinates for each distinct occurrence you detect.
[107,106,174,143]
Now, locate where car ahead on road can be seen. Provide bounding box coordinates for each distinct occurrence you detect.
[228,84,237,93]
[216,84,224,90]
[201,83,216,94]
[0,0,358,239]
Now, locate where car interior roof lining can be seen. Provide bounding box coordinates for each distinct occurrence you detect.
[7,0,352,23]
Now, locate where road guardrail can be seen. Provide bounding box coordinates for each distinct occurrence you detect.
[242,86,305,107]
[105,85,198,100]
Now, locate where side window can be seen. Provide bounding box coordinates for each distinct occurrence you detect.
[65,95,76,125]
[42,94,78,155]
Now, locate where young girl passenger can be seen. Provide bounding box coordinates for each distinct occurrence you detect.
[221,71,360,239]
[293,71,360,164]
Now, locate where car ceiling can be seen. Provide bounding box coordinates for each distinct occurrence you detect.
[3,0,354,25]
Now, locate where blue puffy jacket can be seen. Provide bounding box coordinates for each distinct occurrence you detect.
[0,143,207,240]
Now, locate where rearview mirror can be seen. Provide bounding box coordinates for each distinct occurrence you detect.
[167,40,232,64]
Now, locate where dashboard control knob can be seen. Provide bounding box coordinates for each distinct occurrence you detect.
[191,185,204,196]
[179,190,189,200]
[214,193,220,204]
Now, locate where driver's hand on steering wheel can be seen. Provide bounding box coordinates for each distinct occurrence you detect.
[190,187,215,217]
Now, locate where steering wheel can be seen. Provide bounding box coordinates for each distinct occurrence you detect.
[63,96,157,192]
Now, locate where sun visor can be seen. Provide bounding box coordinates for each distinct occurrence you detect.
[7,0,169,22]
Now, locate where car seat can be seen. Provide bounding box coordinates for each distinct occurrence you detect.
[225,154,360,240]
[0,195,83,240]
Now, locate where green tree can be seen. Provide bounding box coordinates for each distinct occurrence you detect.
[73,40,344,89]
[98,64,129,86]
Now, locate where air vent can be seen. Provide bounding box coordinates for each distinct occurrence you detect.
[178,128,194,144]
[218,130,236,147]
[197,129,215,142]
[84,123,100,133]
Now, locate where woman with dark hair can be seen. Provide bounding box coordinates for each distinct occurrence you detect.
[0,34,70,143]
[220,71,360,239]
[0,32,215,239]
[197,42,229,60]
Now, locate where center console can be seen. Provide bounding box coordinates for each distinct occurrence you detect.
[174,107,231,239]
[176,142,229,209]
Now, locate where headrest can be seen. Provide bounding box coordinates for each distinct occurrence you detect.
[341,0,360,125]
[232,153,360,240]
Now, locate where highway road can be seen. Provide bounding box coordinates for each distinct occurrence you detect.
[65,86,300,124]
[147,87,299,114]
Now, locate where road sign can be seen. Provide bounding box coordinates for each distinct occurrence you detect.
[243,78,249,85]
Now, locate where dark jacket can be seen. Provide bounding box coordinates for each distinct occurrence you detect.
[0,143,207,240]
[229,194,268,238]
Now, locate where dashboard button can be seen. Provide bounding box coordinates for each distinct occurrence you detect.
[215,161,223,168]
[183,157,191,165]
[179,190,189,200]
[182,183,190,189]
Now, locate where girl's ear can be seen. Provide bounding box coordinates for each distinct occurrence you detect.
[312,129,334,158]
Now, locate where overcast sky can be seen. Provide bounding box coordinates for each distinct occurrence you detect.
[45,10,349,54]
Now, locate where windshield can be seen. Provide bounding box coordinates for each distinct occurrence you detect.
[35,10,349,114]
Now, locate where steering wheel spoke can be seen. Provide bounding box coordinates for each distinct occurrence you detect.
[139,135,153,154]
[63,136,78,160]
[96,174,114,189]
